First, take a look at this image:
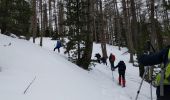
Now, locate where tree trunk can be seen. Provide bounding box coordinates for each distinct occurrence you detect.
[58,0,64,35]
[81,0,93,69]
[48,0,52,37]
[53,0,59,39]
[39,0,43,46]
[43,3,48,37]
[114,0,121,50]
[150,0,158,50]
[130,0,138,52]
[99,0,108,58]
[32,0,37,43]
[122,0,134,63]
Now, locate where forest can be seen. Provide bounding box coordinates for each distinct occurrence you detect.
[0,0,170,72]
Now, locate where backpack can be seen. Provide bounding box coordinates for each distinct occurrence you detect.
[156,47,170,96]
[110,55,115,62]
[118,61,126,71]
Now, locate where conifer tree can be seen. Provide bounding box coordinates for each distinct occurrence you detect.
[0,0,31,37]
[64,0,93,69]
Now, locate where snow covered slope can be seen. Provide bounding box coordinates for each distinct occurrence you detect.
[0,34,156,100]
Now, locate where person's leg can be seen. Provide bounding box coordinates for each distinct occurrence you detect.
[111,62,114,69]
[58,48,60,53]
[122,72,125,87]
[104,59,107,65]
[118,73,121,85]
[54,47,56,51]
[98,58,100,63]
[158,85,170,100]
[156,85,170,100]
[111,63,114,71]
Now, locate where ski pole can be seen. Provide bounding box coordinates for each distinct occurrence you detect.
[149,67,153,100]
[135,67,149,100]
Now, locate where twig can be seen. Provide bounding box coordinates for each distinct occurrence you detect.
[23,76,36,94]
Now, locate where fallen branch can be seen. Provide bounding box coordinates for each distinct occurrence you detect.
[23,76,36,94]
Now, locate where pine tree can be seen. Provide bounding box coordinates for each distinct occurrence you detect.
[64,0,93,69]
[0,0,31,37]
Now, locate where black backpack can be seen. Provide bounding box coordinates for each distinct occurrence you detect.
[118,61,126,71]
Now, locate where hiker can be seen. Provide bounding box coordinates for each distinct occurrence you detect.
[54,40,62,53]
[114,60,126,87]
[109,53,115,71]
[101,56,107,65]
[95,53,101,63]
[138,45,170,100]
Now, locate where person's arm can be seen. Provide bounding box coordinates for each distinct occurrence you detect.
[138,48,167,66]
[124,63,126,70]
[114,64,118,69]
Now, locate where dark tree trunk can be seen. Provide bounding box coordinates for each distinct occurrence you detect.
[99,0,108,58]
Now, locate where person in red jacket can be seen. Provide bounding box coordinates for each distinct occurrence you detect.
[109,53,115,71]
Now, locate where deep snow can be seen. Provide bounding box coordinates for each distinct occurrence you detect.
[0,34,156,100]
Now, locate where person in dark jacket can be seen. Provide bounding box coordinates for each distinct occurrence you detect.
[101,56,107,65]
[95,53,101,63]
[109,53,115,71]
[54,40,62,53]
[114,60,126,87]
[138,45,170,100]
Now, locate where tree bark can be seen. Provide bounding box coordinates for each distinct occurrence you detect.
[150,0,158,50]
[58,0,64,35]
[122,0,134,63]
[99,0,108,58]
[48,0,52,37]
[39,0,43,46]
[80,0,94,69]
[32,0,37,43]
[130,0,138,52]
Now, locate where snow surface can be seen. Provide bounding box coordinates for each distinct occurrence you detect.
[0,34,156,100]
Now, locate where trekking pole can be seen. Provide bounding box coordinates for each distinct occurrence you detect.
[135,66,149,100]
[112,71,114,80]
[149,67,153,100]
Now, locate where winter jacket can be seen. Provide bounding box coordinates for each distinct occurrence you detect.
[138,46,170,85]
[138,45,170,99]
[155,48,170,86]
[138,46,170,66]
[109,54,115,62]
[115,61,126,74]
[56,40,61,48]
[95,53,101,59]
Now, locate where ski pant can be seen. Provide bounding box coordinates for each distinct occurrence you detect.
[156,85,170,100]
[118,71,125,87]
[97,58,100,63]
[110,61,114,71]
[54,47,60,53]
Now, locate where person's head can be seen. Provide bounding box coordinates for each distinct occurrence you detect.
[119,60,124,64]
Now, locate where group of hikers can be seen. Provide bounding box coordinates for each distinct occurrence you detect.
[94,44,170,100]
[95,53,126,87]
[54,38,170,100]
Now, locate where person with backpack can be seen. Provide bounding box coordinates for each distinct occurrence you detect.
[95,53,101,63]
[101,56,107,65]
[54,40,62,53]
[109,53,115,71]
[114,60,126,87]
[138,45,170,100]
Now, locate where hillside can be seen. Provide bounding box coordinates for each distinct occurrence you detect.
[0,34,156,100]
